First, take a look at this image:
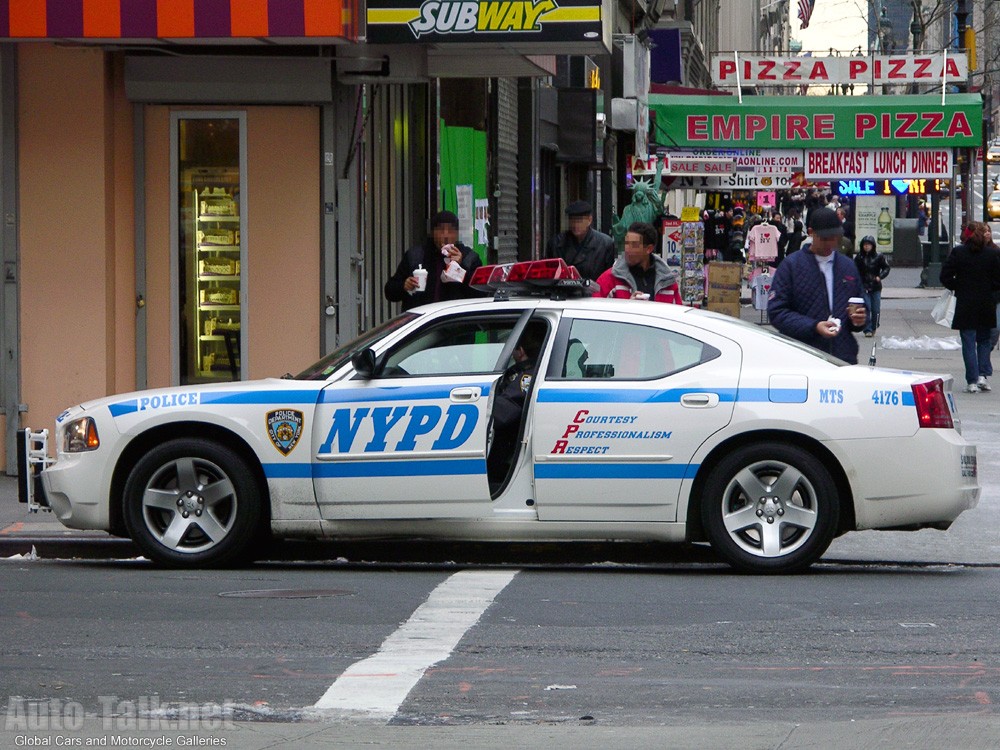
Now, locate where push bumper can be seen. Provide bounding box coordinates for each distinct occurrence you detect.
[16,428,52,512]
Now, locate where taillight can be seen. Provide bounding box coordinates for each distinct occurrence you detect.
[911,379,953,428]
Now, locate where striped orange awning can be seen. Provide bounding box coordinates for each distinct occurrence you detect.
[1,0,351,40]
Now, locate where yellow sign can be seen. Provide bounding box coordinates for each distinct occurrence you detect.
[680,206,702,222]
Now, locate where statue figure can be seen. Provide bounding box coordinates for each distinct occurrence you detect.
[612,157,666,251]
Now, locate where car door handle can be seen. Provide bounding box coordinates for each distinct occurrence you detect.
[680,393,720,408]
[450,387,482,402]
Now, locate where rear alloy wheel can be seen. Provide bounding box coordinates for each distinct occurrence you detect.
[123,438,264,567]
[702,444,839,573]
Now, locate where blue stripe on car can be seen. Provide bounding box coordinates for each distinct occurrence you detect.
[109,385,490,418]
[534,463,698,480]
[264,458,487,479]
[535,388,813,403]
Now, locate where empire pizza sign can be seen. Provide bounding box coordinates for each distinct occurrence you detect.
[650,94,982,149]
[712,54,968,87]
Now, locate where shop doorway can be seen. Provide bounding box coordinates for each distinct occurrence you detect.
[170,113,247,384]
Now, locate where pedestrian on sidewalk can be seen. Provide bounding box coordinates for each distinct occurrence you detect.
[545,200,615,282]
[854,235,891,337]
[596,222,682,303]
[940,221,1000,393]
[767,207,866,364]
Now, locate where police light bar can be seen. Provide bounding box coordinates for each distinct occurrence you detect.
[470,259,596,297]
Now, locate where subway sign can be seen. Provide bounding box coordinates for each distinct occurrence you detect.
[648,94,982,149]
[834,179,949,196]
[366,0,607,44]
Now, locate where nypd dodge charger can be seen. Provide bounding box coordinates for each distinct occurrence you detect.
[19,260,979,573]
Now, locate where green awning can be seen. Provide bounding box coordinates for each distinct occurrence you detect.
[649,94,982,149]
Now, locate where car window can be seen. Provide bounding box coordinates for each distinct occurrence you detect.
[295,313,419,380]
[379,315,520,377]
[552,318,720,380]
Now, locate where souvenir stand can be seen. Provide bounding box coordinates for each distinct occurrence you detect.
[678,207,705,307]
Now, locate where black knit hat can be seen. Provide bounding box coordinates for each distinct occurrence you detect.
[430,210,460,229]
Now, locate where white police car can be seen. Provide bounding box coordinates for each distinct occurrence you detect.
[19,259,979,573]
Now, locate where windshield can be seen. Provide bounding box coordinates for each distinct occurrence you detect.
[294,313,419,380]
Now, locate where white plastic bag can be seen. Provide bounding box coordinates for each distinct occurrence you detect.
[931,290,955,327]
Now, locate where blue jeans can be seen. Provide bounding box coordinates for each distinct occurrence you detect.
[862,289,881,333]
[960,328,993,384]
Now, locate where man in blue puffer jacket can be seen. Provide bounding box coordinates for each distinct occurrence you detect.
[768,207,867,363]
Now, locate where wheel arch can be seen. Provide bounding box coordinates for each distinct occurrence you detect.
[109,421,272,537]
[684,429,856,543]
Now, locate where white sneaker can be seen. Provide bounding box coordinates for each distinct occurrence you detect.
[966,383,980,393]
[977,376,991,392]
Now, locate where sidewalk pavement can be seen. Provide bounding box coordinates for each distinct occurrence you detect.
[2,265,995,566]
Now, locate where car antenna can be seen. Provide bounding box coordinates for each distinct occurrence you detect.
[868,340,877,367]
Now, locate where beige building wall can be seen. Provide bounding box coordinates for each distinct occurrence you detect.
[245,106,320,378]
[144,105,321,386]
[9,46,322,470]
[18,44,136,437]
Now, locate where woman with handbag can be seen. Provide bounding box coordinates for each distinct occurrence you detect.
[940,222,1000,393]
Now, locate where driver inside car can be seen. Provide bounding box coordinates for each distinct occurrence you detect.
[487,324,546,487]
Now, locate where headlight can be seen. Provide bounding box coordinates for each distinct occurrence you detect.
[62,417,100,452]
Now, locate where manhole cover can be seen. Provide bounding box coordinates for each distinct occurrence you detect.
[218,588,353,599]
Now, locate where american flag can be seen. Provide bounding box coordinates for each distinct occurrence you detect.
[798,0,815,30]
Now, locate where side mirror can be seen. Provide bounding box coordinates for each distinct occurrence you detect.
[351,348,376,379]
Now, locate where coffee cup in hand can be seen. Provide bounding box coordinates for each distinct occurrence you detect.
[412,265,428,292]
[847,297,865,316]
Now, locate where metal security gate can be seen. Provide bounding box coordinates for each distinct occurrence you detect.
[493,78,519,264]
[360,83,431,333]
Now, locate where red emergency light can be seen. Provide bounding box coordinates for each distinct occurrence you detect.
[469,258,596,298]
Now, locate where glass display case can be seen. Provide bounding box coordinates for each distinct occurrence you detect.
[174,114,244,385]
[193,180,241,379]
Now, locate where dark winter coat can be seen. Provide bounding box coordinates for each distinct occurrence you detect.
[853,247,891,292]
[940,241,1000,330]
[545,227,615,282]
[384,238,484,311]
[785,222,804,255]
[767,247,865,364]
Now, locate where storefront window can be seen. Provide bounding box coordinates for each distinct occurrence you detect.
[175,116,245,384]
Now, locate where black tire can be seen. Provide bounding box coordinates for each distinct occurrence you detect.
[701,443,840,574]
[122,438,265,567]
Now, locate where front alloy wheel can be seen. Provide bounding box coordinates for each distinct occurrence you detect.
[123,438,264,567]
[702,444,839,574]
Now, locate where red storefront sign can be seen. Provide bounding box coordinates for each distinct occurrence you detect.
[712,54,968,87]
[804,149,953,180]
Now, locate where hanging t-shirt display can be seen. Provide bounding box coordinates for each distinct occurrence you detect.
[746,223,779,262]
[704,214,730,253]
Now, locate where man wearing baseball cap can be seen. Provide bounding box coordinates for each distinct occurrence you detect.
[767,206,867,363]
[544,200,615,282]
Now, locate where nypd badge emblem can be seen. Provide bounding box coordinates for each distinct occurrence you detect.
[266,409,304,456]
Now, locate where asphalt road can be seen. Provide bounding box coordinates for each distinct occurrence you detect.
[3,266,1000,748]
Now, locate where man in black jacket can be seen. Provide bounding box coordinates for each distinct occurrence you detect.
[545,200,615,282]
[384,211,484,311]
